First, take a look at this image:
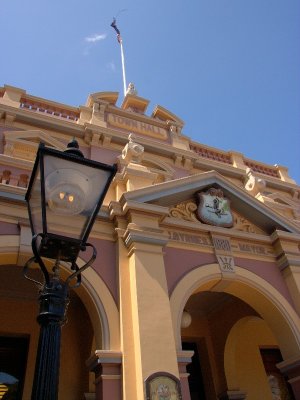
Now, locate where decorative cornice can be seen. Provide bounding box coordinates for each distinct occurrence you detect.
[0,102,84,136]
[177,350,194,364]
[1,86,298,192]
[123,227,169,250]
[120,199,169,219]
[86,350,122,371]
[163,217,271,243]
[0,154,33,170]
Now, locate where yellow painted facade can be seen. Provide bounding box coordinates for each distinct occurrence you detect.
[0,84,300,399]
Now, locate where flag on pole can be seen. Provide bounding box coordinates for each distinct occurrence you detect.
[111,18,122,43]
[110,16,127,96]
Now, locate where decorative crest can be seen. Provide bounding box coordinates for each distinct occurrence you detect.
[196,188,233,227]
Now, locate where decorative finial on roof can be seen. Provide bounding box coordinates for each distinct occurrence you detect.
[126,82,138,96]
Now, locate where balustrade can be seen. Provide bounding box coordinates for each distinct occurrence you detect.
[190,143,281,179]
[0,169,29,188]
[244,159,279,178]
[20,98,79,122]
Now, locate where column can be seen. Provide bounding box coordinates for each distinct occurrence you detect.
[177,350,194,400]
[87,351,122,400]
[118,212,180,399]
[271,230,300,314]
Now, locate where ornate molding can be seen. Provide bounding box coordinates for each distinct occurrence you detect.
[169,200,198,222]
[3,130,65,161]
[232,210,265,234]
[169,199,264,234]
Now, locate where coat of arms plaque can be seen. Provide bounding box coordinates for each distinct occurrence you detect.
[145,372,182,400]
[197,188,233,228]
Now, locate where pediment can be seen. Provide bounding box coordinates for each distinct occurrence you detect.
[86,92,119,107]
[121,94,149,114]
[4,130,65,161]
[151,105,184,126]
[167,199,265,234]
[122,171,300,234]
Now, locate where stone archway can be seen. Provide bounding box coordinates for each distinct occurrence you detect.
[171,264,300,357]
[170,263,300,399]
[71,258,120,350]
[224,316,287,399]
[0,235,121,400]
[0,234,120,351]
[0,263,94,399]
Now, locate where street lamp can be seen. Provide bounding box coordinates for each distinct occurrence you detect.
[23,140,117,400]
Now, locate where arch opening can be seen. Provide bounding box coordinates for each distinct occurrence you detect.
[0,264,94,400]
[171,263,300,399]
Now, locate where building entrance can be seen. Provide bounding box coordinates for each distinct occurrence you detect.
[260,348,294,400]
[182,341,206,400]
[0,336,29,399]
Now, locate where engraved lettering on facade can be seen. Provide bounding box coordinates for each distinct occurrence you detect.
[108,113,167,139]
[168,231,210,246]
[238,243,266,255]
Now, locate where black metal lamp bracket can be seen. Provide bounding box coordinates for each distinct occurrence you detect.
[23,235,97,289]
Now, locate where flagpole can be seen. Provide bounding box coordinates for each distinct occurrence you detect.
[111,17,127,97]
[120,41,127,97]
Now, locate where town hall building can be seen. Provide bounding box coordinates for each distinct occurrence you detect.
[0,84,300,400]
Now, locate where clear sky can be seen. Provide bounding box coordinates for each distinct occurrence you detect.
[1,0,299,183]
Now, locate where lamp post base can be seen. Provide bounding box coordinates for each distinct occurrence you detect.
[31,278,69,400]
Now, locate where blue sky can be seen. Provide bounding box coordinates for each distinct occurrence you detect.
[1,0,299,183]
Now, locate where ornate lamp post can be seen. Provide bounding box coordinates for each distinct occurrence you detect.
[24,140,117,400]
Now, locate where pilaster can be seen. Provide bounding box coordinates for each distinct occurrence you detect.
[115,207,179,400]
[167,120,189,151]
[177,350,194,400]
[276,164,296,184]
[90,100,109,127]
[0,85,25,107]
[120,163,158,192]
[87,350,122,400]
[277,355,300,400]
[229,151,246,170]
[271,230,300,314]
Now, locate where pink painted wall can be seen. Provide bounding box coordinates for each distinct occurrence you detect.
[90,146,120,165]
[81,238,118,306]
[0,222,19,235]
[164,247,294,308]
[164,247,216,295]
[0,165,30,176]
[172,167,191,179]
[0,127,5,154]
[235,257,295,306]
